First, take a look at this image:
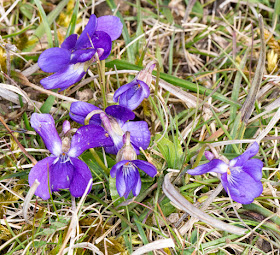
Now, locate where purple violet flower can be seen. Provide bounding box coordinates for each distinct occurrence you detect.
[38,14,123,91]
[69,102,151,154]
[111,132,157,198]
[188,142,263,204]
[113,62,155,110]
[28,113,113,200]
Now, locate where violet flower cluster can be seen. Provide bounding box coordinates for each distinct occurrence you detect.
[31,14,157,199]
[38,14,122,90]
[188,142,263,204]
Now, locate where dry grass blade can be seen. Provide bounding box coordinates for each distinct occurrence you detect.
[241,15,265,123]
[62,243,104,255]
[131,238,175,255]
[23,179,40,225]
[162,173,246,235]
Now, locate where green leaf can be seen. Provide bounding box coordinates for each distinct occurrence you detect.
[65,0,79,38]
[34,0,53,48]
[155,134,183,169]
[109,176,125,207]
[40,95,56,113]
[19,3,33,20]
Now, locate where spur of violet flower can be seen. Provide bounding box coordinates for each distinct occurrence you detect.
[28,113,113,200]
[38,14,123,90]
[111,132,157,198]
[113,62,155,110]
[69,101,151,154]
[188,142,263,204]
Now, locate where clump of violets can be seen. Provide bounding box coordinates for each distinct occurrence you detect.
[29,113,113,200]
[113,62,155,110]
[69,102,151,154]
[38,14,122,90]
[111,132,157,198]
[188,142,263,204]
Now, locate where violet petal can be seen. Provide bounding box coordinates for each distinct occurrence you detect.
[138,80,150,98]
[28,156,56,200]
[229,142,259,167]
[122,121,150,153]
[40,64,86,90]
[50,159,74,191]
[70,101,101,125]
[61,34,78,50]
[96,15,123,41]
[113,80,136,102]
[75,14,97,49]
[116,167,126,197]
[105,105,135,124]
[123,165,138,198]
[69,157,92,197]
[221,170,263,204]
[188,159,228,175]
[132,170,141,197]
[110,160,128,178]
[38,47,71,73]
[30,113,62,156]
[241,158,263,181]
[133,160,157,177]
[119,85,145,110]
[68,125,113,157]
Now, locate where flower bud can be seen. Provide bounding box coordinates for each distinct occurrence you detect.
[136,61,155,86]
[116,132,137,162]
[205,151,214,161]
[62,120,71,135]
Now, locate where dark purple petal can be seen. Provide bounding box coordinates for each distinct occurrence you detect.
[30,113,62,156]
[50,158,74,191]
[221,170,263,204]
[132,170,141,197]
[116,167,126,197]
[90,31,112,60]
[133,160,157,177]
[38,47,71,73]
[28,156,56,200]
[188,159,228,175]
[96,15,123,41]
[75,14,97,49]
[241,158,263,181]
[70,48,96,64]
[229,142,259,167]
[110,160,128,178]
[61,34,78,50]
[122,121,150,153]
[69,157,92,197]
[40,64,86,90]
[70,101,101,125]
[68,125,113,157]
[105,105,135,124]
[113,80,137,102]
[104,145,120,155]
